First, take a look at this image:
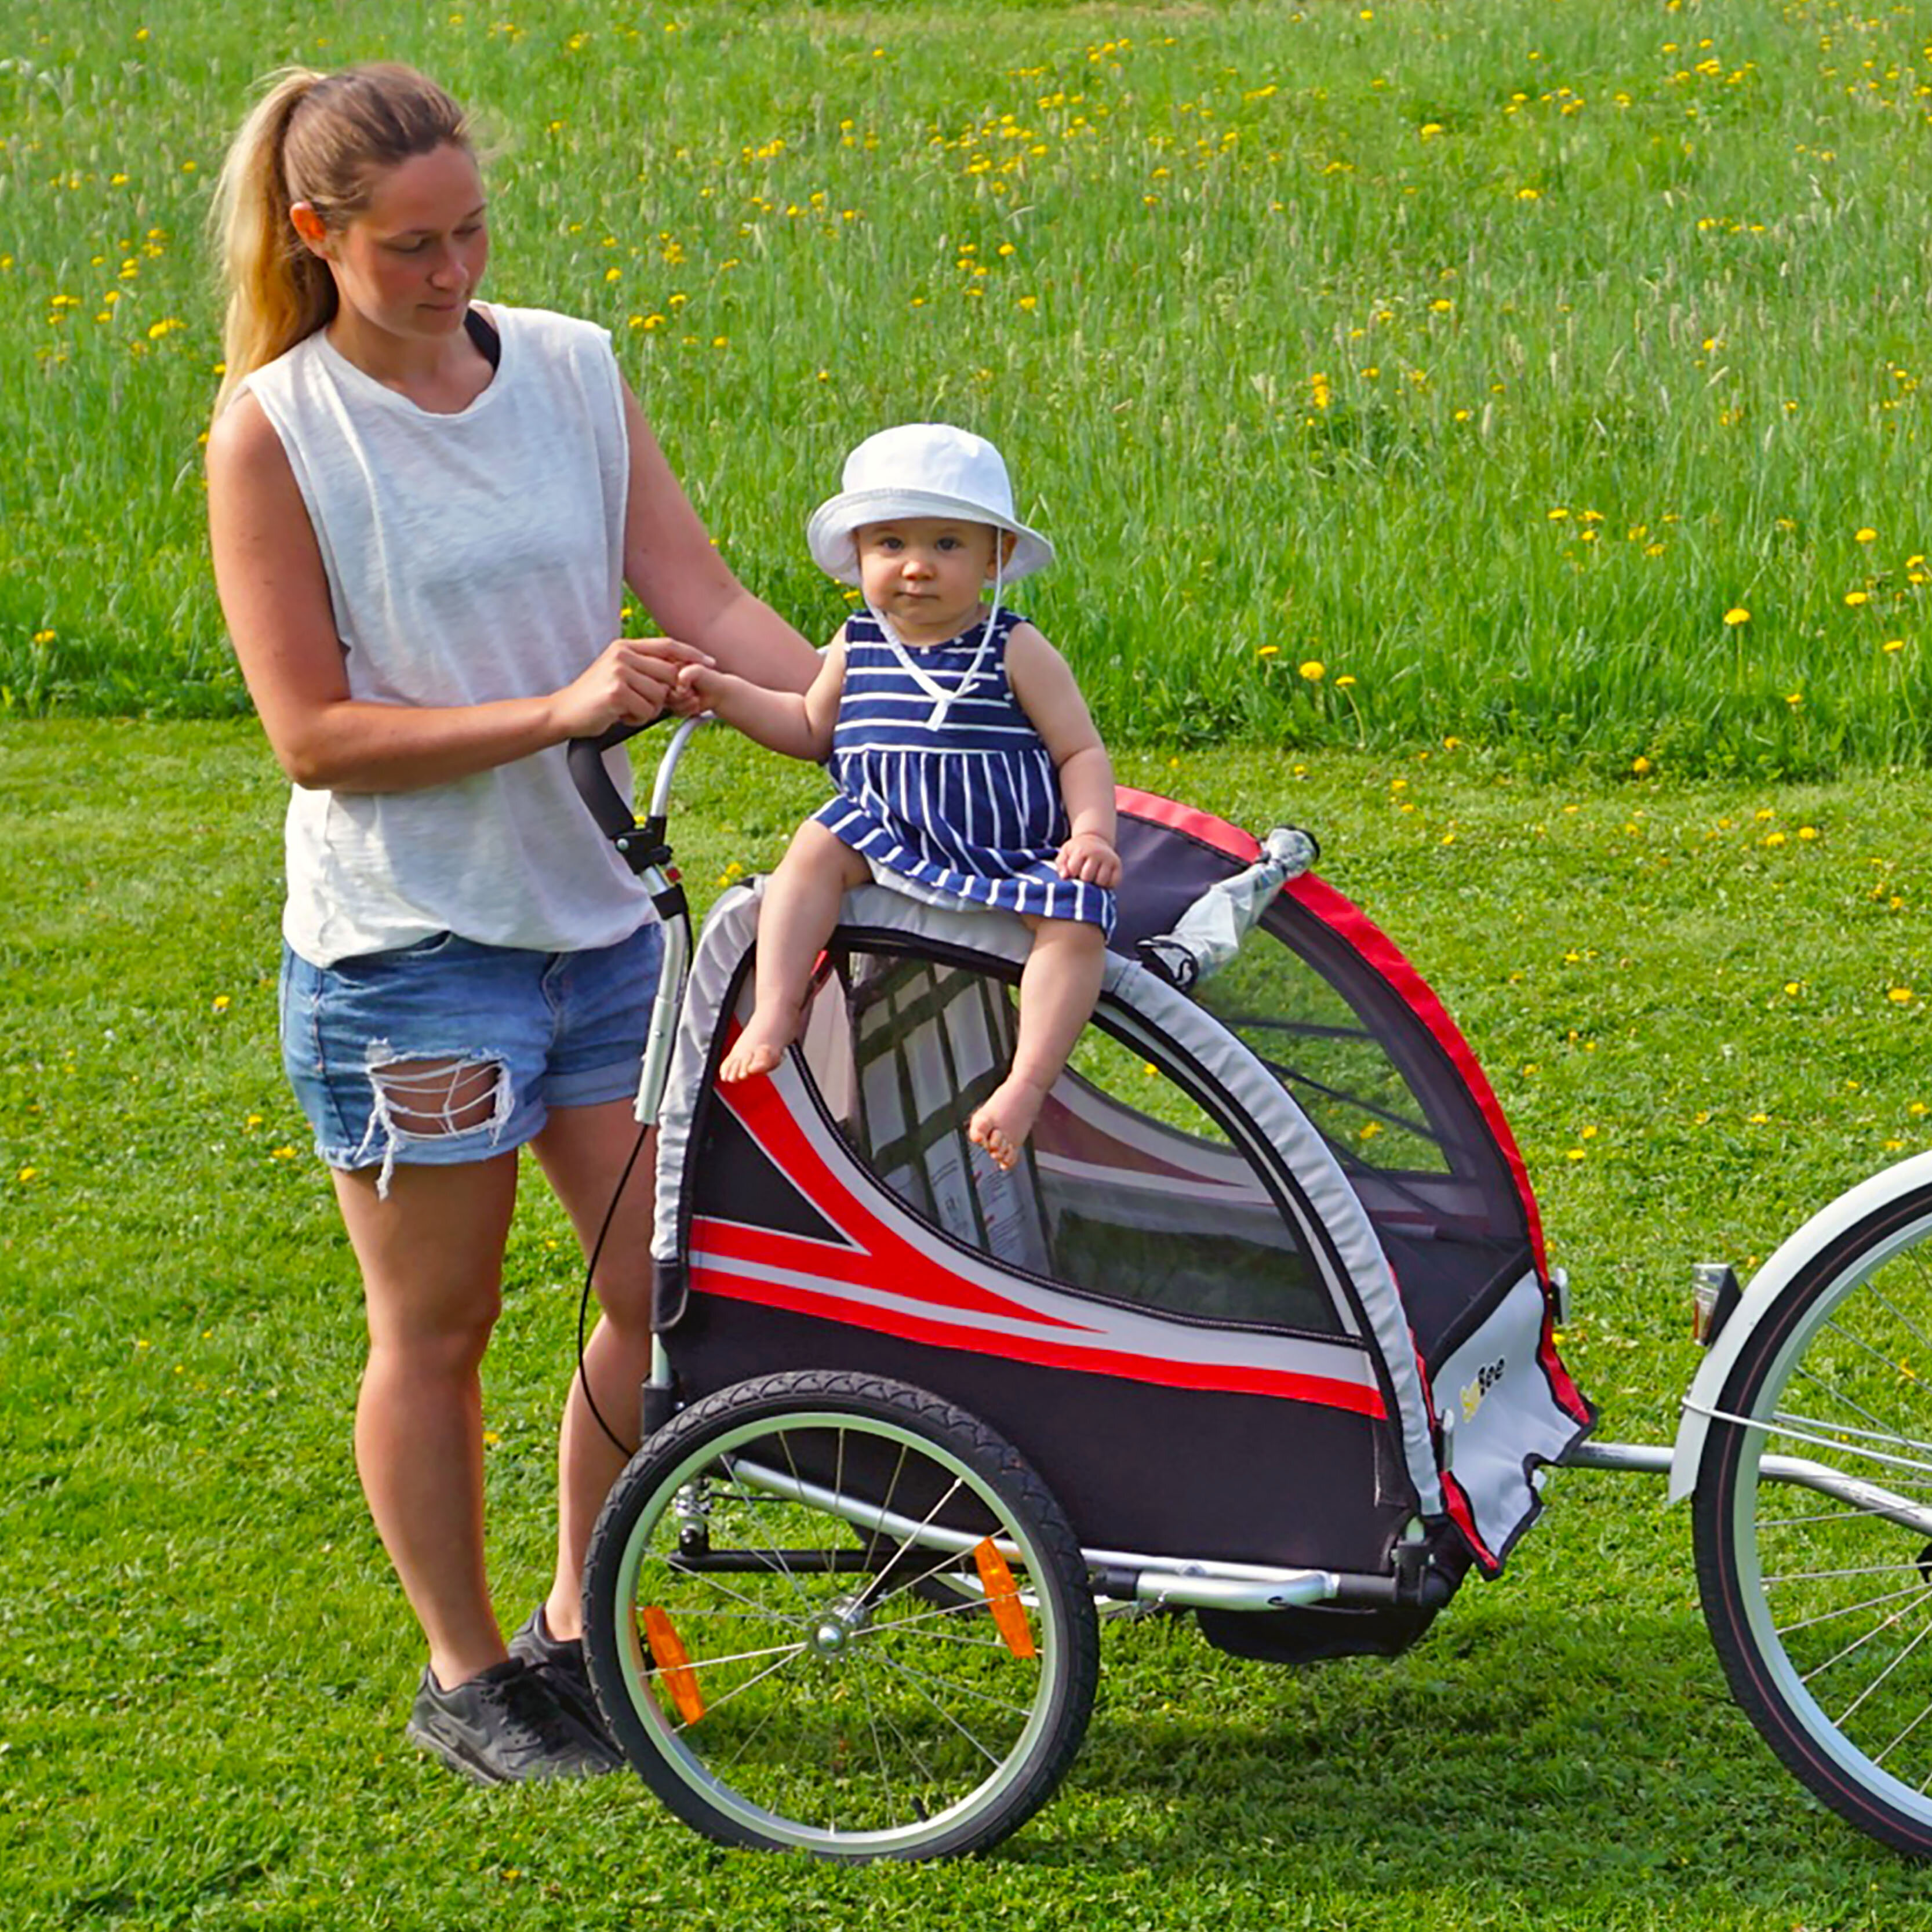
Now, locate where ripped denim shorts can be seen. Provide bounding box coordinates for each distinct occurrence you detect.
[278,920,664,1195]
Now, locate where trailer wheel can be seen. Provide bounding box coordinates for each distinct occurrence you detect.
[1693,1179,1932,1855]
[583,1369,1098,1861]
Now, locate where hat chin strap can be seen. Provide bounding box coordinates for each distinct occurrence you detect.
[869,547,1006,732]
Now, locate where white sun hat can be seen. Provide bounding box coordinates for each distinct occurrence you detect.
[806,423,1055,585]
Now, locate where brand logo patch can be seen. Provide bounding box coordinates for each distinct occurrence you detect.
[1460,1356,1506,1423]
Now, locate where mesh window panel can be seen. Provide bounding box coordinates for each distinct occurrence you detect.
[804,944,1341,1339]
[1198,901,1529,1358]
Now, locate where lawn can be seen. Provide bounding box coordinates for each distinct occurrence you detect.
[10,0,1932,1920]
[4,0,1932,770]
[7,719,1932,1927]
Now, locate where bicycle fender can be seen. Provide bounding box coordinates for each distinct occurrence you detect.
[1667,1149,1932,1504]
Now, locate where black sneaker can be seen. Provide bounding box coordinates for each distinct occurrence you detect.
[405,1656,621,1784]
[507,1604,617,1751]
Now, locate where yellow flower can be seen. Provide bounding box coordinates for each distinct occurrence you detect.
[1336,674,1358,687]
[1631,756,1651,774]
[1855,527,1878,543]
[1845,590,1871,606]
[1547,507,1569,521]
[1890,987,1915,1005]
[1298,660,1325,682]
[1723,607,1749,626]
[1884,638,1906,654]
[1256,645,1279,658]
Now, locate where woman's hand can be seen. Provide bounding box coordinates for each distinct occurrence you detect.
[549,636,714,740]
[1056,829,1120,889]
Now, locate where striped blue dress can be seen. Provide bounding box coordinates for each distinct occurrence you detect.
[813,607,1115,936]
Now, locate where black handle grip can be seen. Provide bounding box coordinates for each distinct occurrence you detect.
[566,721,653,841]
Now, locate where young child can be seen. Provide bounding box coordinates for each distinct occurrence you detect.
[679,422,1119,1170]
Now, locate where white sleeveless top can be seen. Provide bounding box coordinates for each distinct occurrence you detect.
[242,305,651,966]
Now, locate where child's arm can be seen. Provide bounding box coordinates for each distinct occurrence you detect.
[678,634,847,762]
[1004,625,1121,889]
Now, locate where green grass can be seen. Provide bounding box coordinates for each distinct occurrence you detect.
[5,0,1932,771]
[10,718,1932,1926]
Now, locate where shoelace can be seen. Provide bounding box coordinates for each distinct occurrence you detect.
[491,1661,593,1754]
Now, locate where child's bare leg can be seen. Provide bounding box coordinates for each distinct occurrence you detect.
[721,821,869,1082]
[969,917,1106,1170]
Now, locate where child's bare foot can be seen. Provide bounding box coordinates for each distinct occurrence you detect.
[718,1023,790,1083]
[968,1076,1049,1171]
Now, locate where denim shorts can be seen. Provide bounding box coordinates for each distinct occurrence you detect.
[278,920,664,1192]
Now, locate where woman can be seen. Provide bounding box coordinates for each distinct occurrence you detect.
[205,63,817,1784]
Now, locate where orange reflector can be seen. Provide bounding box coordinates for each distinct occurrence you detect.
[972,1538,1036,1660]
[641,1604,706,1723]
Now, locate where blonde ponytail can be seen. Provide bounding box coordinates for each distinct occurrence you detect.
[209,64,471,417]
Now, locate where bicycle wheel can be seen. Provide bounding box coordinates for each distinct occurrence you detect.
[1694,1178,1932,1854]
[583,1369,1099,1860]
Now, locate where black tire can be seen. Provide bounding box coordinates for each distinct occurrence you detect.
[1693,1179,1932,1855]
[583,1369,1099,1860]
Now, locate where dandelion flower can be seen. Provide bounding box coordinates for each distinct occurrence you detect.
[1884,638,1906,654]
[1856,527,1878,543]
[1846,590,1871,607]
[1256,644,1280,658]
[1723,607,1750,626]
[1890,987,1915,1005]
[1298,660,1325,682]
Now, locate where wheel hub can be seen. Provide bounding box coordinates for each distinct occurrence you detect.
[810,1595,871,1656]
